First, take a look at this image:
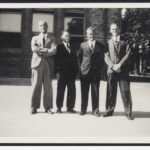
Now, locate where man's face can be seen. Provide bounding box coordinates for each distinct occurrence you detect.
[62,32,71,43]
[86,29,95,41]
[38,21,48,34]
[110,24,119,37]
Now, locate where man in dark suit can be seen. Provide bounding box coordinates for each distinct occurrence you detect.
[104,23,134,120]
[55,30,78,113]
[79,27,106,117]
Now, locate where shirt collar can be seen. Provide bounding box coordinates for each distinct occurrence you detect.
[113,35,120,42]
[63,41,70,47]
[88,40,96,46]
[40,33,48,39]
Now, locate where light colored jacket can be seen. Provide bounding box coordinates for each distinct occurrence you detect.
[31,33,57,68]
[105,38,131,73]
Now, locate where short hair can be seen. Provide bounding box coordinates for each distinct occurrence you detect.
[38,20,48,28]
[86,27,95,34]
[110,22,119,29]
[61,30,70,40]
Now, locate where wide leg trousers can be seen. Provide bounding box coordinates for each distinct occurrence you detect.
[31,58,53,110]
[56,76,76,110]
[106,73,132,114]
[80,73,100,112]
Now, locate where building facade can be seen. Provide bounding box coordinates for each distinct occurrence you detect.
[0,8,121,78]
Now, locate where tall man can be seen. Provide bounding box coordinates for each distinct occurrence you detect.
[79,27,106,117]
[104,23,134,120]
[55,30,78,113]
[31,20,57,114]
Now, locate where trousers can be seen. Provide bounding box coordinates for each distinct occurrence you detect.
[31,58,53,110]
[80,71,100,112]
[106,73,132,114]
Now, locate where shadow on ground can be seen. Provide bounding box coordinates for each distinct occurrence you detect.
[31,111,150,118]
[113,111,150,118]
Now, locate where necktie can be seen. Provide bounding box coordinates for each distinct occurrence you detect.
[43,37,45,47]
[115,40,120,49]
[67,43,70,49]
[66,43,70,53]
[89,42,94,53]
[91,43,93,49]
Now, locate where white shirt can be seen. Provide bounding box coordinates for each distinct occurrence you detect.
[112,35,120,42]
[39,33,48,47]
[40,33,48,40]
[88,40,96,49]
[63,42,70,53]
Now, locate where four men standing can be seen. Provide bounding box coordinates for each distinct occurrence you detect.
[30,20,134,120]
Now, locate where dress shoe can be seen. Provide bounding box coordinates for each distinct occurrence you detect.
[93,110,101,117]
[80,111,86,115]
[102,112,113,117]
[67,109,76,113]
[57,108,62,113]
[31,108,37,114]
[45,109,54,114]
[125,113,134,120]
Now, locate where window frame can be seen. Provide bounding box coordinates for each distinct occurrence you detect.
[0,9,22,50]
[64,10,85,45]
[64,16,85,37]
[32,9,55,36]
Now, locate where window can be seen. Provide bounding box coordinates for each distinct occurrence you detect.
[64,17,84,35]
[64,11,84,50]
[32,12,54,33]
[0,11,21,49]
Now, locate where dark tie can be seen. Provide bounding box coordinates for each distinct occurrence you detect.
[114,40,120,49]
[91,43,94,49]
[43,37,45,47]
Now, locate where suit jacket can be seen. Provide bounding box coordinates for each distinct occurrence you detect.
[31,33,57,69]
[105,38,131,73]
[55,43,78,78]
[79,40,106,76]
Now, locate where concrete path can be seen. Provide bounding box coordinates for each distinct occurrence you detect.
[0,80,150,143]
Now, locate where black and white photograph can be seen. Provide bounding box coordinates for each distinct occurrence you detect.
[0,2,150,144]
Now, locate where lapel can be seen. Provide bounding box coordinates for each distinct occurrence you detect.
[120,40,124,50]
[38,34,53,47]
[62,43,71,54]
[85,41,96,55]
[93,40,98,54]
[38,34,43,47]
[84,41,91,54]
[109,39,116,55]
[45,35,52,47]
[111,37,125,55]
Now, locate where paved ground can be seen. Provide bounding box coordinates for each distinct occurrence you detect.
[0,80,150,143]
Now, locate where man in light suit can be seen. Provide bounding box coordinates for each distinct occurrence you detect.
[104,23,134,120]
[31,20,57,114]
[55,30,78,113]
[79,27,106,117]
